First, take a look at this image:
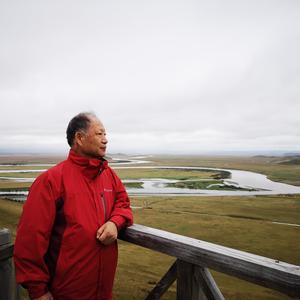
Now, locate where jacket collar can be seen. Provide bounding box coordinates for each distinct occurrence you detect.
[68,149,108,180]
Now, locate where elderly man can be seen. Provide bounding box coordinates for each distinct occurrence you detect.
[14,112,133,300]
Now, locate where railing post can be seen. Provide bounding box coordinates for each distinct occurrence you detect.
[0,228,13,300]
[146,260,177,300]
[177,259,206,300]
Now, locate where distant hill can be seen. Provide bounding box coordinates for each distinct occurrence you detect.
[283,152,300,156]
[252,155,277,158]
[278,158,300,165]
[251,154,300,165]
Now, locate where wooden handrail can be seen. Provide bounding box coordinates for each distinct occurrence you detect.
[1,225,300,299]
[119,224,300,298]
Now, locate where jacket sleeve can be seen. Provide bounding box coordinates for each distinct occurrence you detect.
[108,168,133,231]
[13,172,56,299]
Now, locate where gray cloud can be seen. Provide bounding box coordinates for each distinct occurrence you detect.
[0,0,300,154]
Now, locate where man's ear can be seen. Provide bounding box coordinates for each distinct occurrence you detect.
[74,131,85,146]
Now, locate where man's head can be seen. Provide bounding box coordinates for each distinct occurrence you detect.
[66,112,108,159]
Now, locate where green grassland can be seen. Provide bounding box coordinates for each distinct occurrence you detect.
[165,180,256,190]
[117,194,300,300]
[0,165,51,170]
[1,194,299,299]
[114,168,221,180]
[0,155,63,165]
[0,181,31,190]
[0,172,42,178]
[123,182,144,189]
[166,179,220,189]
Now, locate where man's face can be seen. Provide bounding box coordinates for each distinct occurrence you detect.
[77,118,108,159]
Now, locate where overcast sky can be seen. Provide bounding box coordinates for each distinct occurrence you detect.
[1,0,299,155]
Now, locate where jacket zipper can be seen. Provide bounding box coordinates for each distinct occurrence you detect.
[101,192,107,222]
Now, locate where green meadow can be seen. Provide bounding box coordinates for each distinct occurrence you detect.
[113,168,222,180]
[0,165,51,170]
[0,171,42,178]
[0,154,299,299]
[115,194,300,300]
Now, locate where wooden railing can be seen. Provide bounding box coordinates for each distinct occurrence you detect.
[119,224,300,299]
[1,225,300,300]
[0,228,20,300]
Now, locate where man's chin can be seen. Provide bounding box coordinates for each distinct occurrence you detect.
[99,151,106,158]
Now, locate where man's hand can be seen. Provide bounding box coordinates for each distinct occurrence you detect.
[34,292,53,300]
[96,221,118,245]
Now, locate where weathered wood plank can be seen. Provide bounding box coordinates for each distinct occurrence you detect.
[119,224,300,298]
[177,260,205,300]
[198,267,224,300]
[0,228,14,300]
[146,260,177,300]
[0,244,14,261]
[0,228,11,245]
[0,228,13,261]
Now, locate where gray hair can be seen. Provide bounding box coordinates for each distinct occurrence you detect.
[66,112,97,146]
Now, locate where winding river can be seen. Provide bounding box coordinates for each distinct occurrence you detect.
[115,166,300,196]
[1,162,300,200]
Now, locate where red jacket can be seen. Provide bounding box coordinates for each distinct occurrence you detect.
[14,150,133,300]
